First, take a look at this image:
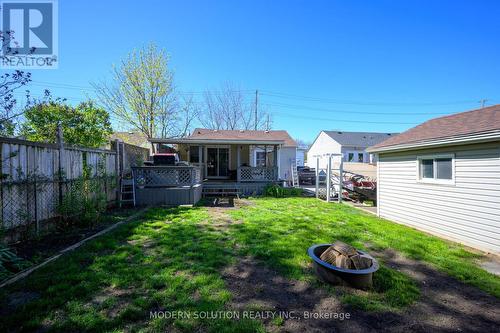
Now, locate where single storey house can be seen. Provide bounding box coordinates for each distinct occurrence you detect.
[173,128,297,181]
[130,128,297,206]
[368,105,500,254]
[307,131,397,179]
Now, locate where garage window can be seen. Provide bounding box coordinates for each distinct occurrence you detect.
[417,154,454,184]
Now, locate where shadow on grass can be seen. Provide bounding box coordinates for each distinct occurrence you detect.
[0,207,262,333]
[226,197,420,311]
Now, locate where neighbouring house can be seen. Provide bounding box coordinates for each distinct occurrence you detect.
[130,128,297,206]
[367,105,500,254]
[307,131,397,179]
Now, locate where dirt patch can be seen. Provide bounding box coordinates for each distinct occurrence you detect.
[204,199,250,229]
[222,256,500,332]
[8,208,139,264]
[371,248,500,331]
[0,291,40,316]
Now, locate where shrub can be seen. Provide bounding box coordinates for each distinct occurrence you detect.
[264,184,303,198]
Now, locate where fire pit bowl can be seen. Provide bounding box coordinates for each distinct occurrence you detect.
[308,244,379,289]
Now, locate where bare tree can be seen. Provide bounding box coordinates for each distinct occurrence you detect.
[199,82,271,130]
[295,138,311,148]
[93,43,197,151]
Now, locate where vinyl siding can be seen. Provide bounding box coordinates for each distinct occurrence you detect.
[279,147,297,180]
[307,132,342,169]
[377,141,500,254]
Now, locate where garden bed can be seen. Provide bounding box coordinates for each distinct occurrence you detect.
[1,207,140,283]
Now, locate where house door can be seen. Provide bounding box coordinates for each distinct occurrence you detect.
[207,147,229,178]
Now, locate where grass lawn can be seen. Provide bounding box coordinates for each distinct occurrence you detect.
[1,197,498,332]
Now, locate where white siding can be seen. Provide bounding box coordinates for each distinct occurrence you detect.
[377,142,500,254]
[279,147,297,180]
[307,132,342,169]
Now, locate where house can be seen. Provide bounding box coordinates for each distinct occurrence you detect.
[130,128,297,206]
[307,131,397,179]
[367,105,500,254]
[175,128,297,180]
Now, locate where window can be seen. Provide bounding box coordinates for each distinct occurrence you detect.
[420,159,434,179]
[436,158,453,179]
[348,153,354,162]
[357,153,364,163]
[189,146,200,162]
[256,151,266,167]
[418,155,454,184]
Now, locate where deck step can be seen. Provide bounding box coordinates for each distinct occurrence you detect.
[202,186,241,198]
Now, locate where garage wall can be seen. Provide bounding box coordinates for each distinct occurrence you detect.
[279,147,297,180]
[377,141,500,254]
[307,132,342,169]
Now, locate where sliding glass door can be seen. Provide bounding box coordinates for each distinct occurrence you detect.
[206,147,229,178]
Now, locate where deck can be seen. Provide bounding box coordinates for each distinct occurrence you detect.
[130,166,280,205]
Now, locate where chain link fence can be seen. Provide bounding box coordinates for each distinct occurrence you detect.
[0,176,117,237]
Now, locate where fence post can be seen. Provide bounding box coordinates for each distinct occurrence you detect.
[338,155,343,203]
[33,176,39,235]
[114,139,121,204]
[326,154,332,202]
[56,124,65,205]
[315,156,319,199]
[0,142,3,230]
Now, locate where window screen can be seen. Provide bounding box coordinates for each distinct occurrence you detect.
[420,159,434,179]
[435,158,452,179]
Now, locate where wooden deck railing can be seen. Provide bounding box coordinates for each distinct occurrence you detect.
[132,166,202,187]
[238,166,278,182]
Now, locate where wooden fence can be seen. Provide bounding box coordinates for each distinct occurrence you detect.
[0,137,119,235]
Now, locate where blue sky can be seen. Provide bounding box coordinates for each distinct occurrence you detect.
[20,0,500,142]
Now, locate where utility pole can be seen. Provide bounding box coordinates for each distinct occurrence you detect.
[266,114,270,131]
[254,89,258,130]
[479,99,488,108]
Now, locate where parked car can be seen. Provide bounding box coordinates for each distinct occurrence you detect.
[144,153,181,166]
[297,166,325,185]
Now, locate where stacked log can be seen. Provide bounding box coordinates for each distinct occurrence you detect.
[319,241,372,270]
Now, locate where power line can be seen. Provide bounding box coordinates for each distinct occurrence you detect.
[29,81,255,95]
[262,102,453,116]
[27,81,492,108]
[260,90,480,107]
[272,112,417,125]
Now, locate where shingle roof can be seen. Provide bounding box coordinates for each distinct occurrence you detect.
[370,105,500,151]
[188,128,297,147]
[323,131,398,147]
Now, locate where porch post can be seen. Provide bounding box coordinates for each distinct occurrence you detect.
[264,145,267,166]
[198,145,203,179]
[273,145,278,180]
[237,145,241,182]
